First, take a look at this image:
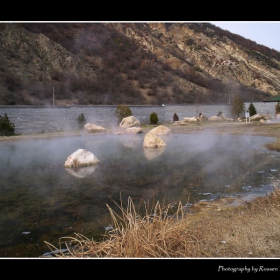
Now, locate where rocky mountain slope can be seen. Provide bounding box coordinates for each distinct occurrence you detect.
[0,22,279,106]
[111,22,280,94]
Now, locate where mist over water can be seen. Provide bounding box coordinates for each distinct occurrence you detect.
[0,130,280,257]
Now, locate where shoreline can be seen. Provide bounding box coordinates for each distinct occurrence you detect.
[1,120,280,141]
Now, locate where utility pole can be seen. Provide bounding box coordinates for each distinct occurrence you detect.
[53,87,55,106]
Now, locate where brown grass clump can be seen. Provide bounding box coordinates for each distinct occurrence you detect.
[195,182,280,258]
[44,197,206,258]
[43,180,280,258]
[265,139,280,151]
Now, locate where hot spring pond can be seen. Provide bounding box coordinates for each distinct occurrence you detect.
[0,132,279,257]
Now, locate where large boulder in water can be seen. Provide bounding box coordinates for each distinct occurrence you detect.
[64,149,100,168]
[143,132,166,148]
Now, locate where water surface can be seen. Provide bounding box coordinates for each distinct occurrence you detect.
[0,132,279,257]
[0,102,276,134]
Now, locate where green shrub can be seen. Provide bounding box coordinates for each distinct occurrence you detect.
[0,113,15,136]
[173,113,179,122]
[77,113,86,129]
[248,103,257,116]
[150,111,158,125]
[115,104,132,123]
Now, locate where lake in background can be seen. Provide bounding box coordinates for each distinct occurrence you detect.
[0,102,277,134]
[0,103,279,257]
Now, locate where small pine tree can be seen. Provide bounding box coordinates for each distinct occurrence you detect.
[150,111,158,125]
[115,104,132,123]
[77,113,86,129]
[248,103,257,116]
[0,113,15,136]
[173,113,179,122]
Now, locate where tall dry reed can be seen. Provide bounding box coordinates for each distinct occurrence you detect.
[43,181,280,258]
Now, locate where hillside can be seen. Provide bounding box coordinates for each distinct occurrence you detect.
[0,22,278,106]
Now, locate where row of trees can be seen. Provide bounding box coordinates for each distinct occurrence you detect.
[231,96,258,118]
[114,104,159,125]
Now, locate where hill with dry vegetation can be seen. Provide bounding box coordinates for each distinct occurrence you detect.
[0,22,279,106]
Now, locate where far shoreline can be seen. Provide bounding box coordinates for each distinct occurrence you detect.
[1,120,280,143]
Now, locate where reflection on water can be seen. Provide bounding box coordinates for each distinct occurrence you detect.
[0,133,279,257]
[144,147,166,160]
[65,165,99,178]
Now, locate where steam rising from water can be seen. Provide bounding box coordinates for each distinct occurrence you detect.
[0,131,279,257]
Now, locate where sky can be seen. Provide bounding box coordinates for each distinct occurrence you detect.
[2,20,280,52]
[209,21,280,52]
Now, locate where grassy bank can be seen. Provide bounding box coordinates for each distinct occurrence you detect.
[43,183,280,258]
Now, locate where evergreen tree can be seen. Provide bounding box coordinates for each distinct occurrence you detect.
[0,113,15,136]
[248,103,257,116]
[77,113,86,129]
[173,113,179,122]
[150,112,158,124]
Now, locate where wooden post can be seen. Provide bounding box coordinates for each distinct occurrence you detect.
[53,87,55,106]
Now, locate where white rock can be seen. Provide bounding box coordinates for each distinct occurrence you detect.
[143,132,166,148]
[209,116,222,121]
[119,116,140,128]
[64,149,100,168]
[182,117,197,122]
[149,125,171,135]
[84,123,107,133]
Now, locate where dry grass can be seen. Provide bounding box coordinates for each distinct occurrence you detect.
[265,139,280,151]
[43,181,280,258]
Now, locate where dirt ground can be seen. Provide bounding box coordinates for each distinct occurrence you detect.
[2,119,280,141]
